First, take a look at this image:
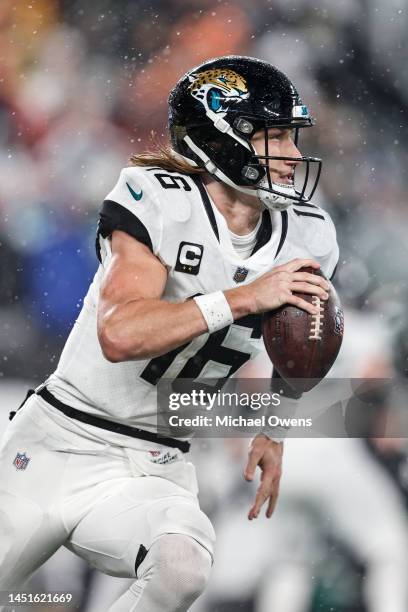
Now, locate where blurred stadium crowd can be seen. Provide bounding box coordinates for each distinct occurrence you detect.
[1,0,408,611]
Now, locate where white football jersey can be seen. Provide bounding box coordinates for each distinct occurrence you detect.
[45,165,339,435]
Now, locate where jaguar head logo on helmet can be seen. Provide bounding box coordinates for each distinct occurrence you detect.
[188,68,249,115]
[169,55,321,211]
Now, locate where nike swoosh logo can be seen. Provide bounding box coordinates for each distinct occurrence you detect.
[126,181,143,201]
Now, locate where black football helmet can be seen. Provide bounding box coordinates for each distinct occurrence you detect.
[169,55,321,210]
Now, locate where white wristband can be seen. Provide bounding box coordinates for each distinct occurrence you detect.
[261,396,299,443]
[193,291,234,333]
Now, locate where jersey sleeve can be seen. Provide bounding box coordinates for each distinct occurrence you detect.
[96,166,163,263]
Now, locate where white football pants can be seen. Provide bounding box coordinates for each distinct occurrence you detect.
[0,395,214,610]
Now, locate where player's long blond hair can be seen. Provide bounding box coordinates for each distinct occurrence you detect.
[130,143,204,175]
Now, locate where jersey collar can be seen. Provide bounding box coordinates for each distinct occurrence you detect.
[192,175,288,266]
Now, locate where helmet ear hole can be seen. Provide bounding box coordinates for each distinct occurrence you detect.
[242,165,260,181]
[233,117,254,135]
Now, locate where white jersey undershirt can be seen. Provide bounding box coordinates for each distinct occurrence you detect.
[228,215,262,259]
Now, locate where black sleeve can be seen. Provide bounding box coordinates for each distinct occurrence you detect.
[95,200,153,262]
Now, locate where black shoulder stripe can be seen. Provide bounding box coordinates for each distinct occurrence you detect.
[95,200,153,262]
[135,544,148,575]
[294,210,325,220]
[275,210,288,258]
[251,209,272,255]
[329,263,338,281]
[294,202,318,209]
[191,176,220,242]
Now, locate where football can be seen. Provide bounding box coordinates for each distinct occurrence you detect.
[262,267,344,392]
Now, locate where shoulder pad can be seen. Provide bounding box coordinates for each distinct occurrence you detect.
[288,203,339,279]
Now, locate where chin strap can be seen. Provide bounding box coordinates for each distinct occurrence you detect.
[256,177,297,211]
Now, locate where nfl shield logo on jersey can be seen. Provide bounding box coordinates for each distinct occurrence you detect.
[13,452,30,470]
[233,266,249,283]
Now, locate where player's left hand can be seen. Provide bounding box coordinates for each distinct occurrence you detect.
[244,434,283,520]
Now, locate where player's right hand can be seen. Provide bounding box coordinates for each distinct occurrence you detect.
[243,258,330,316]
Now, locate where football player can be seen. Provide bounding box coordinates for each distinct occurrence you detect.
[0,56,338,611]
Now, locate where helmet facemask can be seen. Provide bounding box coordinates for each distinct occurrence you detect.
[242,126,322,211]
